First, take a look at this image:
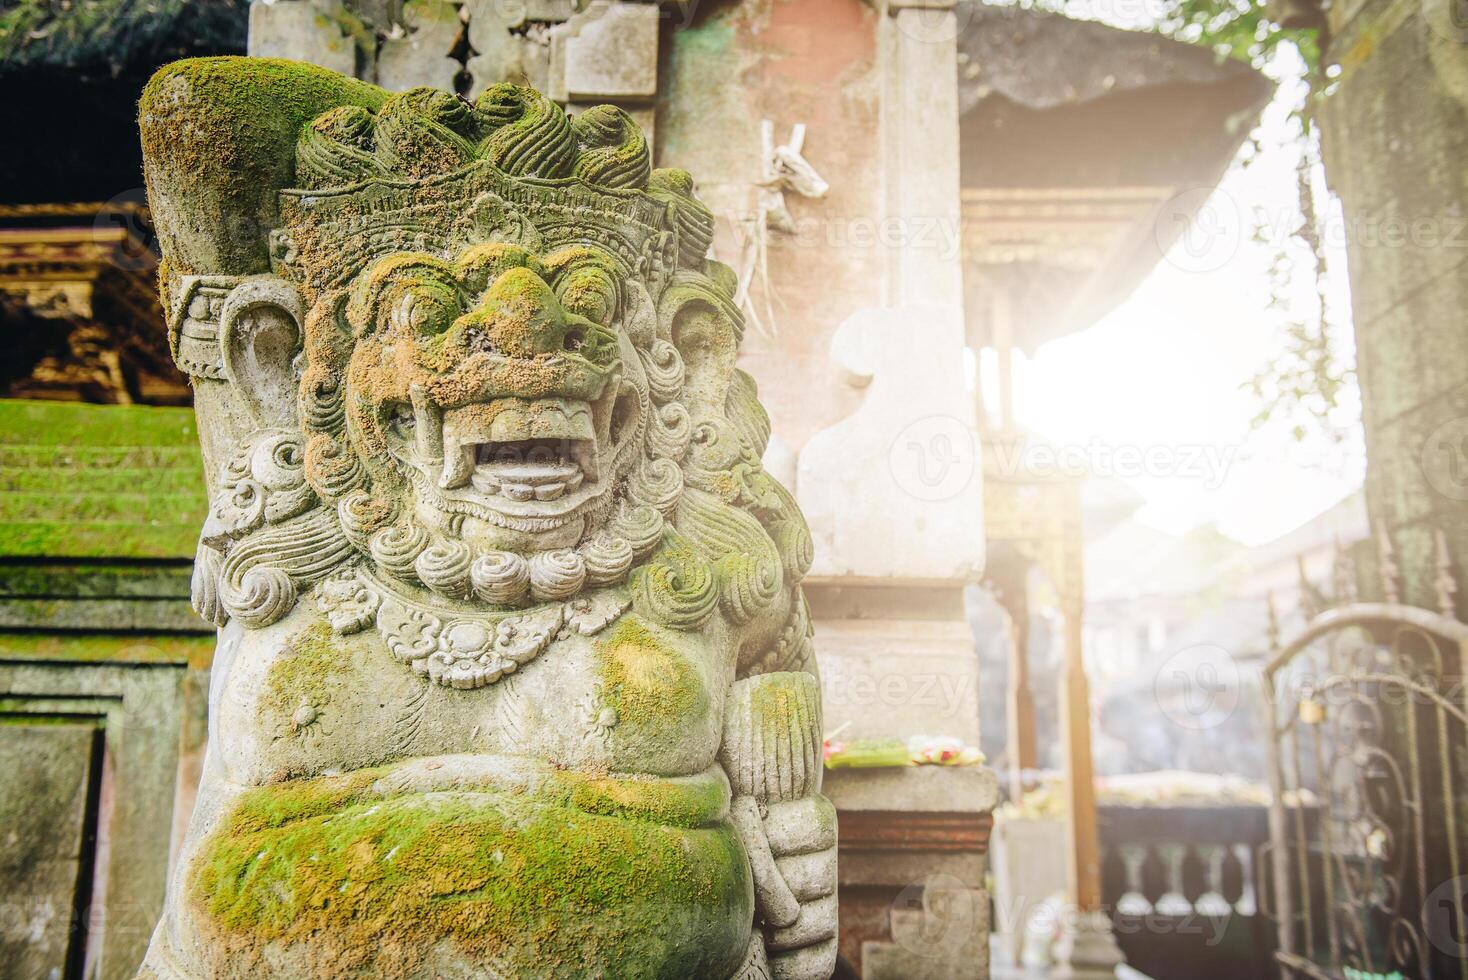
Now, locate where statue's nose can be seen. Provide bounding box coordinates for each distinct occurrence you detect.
[470,266,586,357]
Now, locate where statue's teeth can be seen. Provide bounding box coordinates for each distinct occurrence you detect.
[410,384,443,464]
[470,470,502,494]
[440,443,475,489]
[534,482,565,501]
[502,484,534,501]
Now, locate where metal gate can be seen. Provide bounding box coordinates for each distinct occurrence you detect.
[1264,602,1468,980]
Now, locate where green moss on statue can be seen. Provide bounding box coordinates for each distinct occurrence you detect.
[261,621,352,723]
[597,617,705,727]
[139,58,388,275]
[192,777,752,978]
[545,769,731,828]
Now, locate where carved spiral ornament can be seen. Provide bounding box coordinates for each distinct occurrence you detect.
[571,105,652,190]
[369,522,431,582]
[220,564,297,628]
[304,432,366,501]
[628,457,685,518]
[528,549,588,602]
[639,339,686,405]
[580,532,635,587]
[609,503,665,560]
[470,551,531,605]
[632,545,719,630]
[249,432,305,491]
[647,402,693,462]
[415,540,474,599]
[337,490,395,550]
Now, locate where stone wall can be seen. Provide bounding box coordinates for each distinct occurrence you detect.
[658,0,886,449]
[0,400,209,979]
[1321,0,1468,608]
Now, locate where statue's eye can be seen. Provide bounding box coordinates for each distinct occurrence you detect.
[390,279,462,336]
[556,266,619,327]
[386,402,415,436]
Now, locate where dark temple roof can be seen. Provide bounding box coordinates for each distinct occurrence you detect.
[958,4,1264,118]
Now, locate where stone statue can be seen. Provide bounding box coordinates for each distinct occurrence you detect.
[137,57,835,980]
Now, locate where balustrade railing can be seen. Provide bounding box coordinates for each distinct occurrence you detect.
[1099,802,1278,979]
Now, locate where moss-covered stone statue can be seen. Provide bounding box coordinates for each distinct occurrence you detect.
[136,57,835,980]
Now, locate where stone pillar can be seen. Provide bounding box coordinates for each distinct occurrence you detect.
[831,767,998,980]
[1320,0,1468,608]
[798,304,991,979]
[879,0,965,311]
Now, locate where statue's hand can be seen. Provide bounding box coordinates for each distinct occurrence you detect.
[760,794,838,978]
[720,671,837,979]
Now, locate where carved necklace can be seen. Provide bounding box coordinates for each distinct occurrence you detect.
[315,562,629,690]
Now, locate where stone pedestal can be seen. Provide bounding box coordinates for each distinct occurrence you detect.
[827,766,998,979]
[1051,911,1125,980]
[989,818,1067,966]
[796,296,992,979]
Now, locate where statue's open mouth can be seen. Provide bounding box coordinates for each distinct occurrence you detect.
[465,438,592,501]
[420,386,637,523]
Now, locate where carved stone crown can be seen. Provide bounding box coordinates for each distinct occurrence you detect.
[270,85,715,295]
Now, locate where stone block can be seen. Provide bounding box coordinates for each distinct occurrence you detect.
[376,0,462,92]
[816,619,982,745]
[549,1,659,102]
[0,659,190,979]
[247,0,358,76]
[825,764,999,816]
[0,724,97,979]
[464,0,555,95]
[797,305,984,582]
[861,881,991,980]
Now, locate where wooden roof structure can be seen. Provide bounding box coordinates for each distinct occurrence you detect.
[958,6,1273,355]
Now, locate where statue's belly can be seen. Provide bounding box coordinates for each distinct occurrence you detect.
[215,608,729,784]
[184,769,753,979]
